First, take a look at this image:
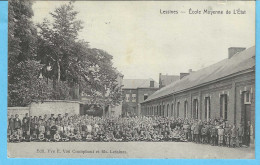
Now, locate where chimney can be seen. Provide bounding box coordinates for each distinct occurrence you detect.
[189,69,193,73]
[150,80,154,88]
[159,73,162,88]
[180,73,189,79]
[228,47,246,59]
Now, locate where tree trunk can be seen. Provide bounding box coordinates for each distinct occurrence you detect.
[102,105,105,117]
[53,78,56,90]
[57,60,60,83]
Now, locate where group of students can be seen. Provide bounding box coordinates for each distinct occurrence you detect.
[8,113,253,147]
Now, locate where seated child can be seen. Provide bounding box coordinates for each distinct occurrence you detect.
[38,132,45,142]
[45,130,51,142]
[86,132,93,142]
[92,131,100,142]
[81,131,87,141]
[139,131,146,141]
[10,130,20,143]
[157,132,164,141]
[75,132,82,141]
[99,131,105,142]
[68,131,76,142]
[31,130,38,141]
[145,130,152,141]
[22,131,31,142]
[125,131,133,141]
[163,131,170,141]
[54,131,61,142]
[114,131,122,142]
[152,131,159,142]
[132,130,139,141]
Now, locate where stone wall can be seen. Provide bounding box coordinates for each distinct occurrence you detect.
[30,100,81,117]
[109,103,122,117]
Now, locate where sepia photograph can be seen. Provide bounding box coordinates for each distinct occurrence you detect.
[7,0,255,159]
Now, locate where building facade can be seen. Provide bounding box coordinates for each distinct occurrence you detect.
[122,79,159,116]
[141,47,255,139]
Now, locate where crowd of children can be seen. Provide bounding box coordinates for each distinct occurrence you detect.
[8,113,252,147]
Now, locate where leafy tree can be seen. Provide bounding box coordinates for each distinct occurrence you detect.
[37,2,83,95]
[37,2,123,111]
[8,61,53,106]
[8,0,51,106]
[8,1,123,114]
[8,0,37,66]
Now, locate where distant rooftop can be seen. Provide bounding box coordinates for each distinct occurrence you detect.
[122,78,159,89]
[159,74,180,88]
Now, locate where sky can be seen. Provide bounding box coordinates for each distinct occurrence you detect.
[32,1,255,82]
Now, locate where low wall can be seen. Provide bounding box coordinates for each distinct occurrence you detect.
[30,100,81,117]
[109,103,122,117]
[8,107,30,120]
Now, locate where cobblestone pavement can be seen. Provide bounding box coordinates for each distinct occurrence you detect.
[8,141,255,159]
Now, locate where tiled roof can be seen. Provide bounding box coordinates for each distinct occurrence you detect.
[142,46,255,103]
[122,78,159,89]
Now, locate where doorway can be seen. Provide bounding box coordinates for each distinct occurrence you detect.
[242,91,251,145]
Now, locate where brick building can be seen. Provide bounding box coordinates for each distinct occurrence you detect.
[122,79,159,116]
[141,46,255,138]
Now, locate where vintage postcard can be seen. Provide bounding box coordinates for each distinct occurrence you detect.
[6,0,255,159]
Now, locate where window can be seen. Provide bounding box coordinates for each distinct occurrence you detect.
[244,92,251,104]
[205,97,211,121]
[125,94,130,102]
[220,94,228,120]
[144,94,148,100]
[193,99,198,119]
[184,101,188,118]
[177,102,180,118]
[132,94,136,102]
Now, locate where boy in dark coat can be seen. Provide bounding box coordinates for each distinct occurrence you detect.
[238,123,244,147]
[8,115,15,136]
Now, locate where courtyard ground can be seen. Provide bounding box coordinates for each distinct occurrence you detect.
[7,141,255,159]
